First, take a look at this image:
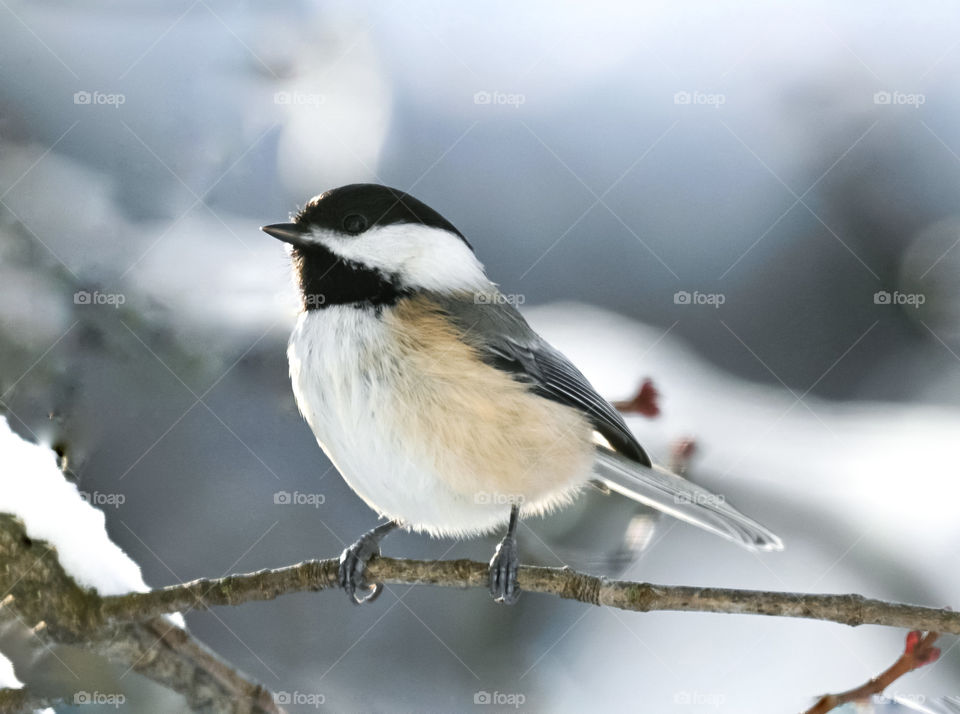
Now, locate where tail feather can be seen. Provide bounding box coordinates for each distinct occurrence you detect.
[593,450,783,552]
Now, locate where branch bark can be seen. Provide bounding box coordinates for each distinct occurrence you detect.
[0,514,283,714]
[95,556,960,635]
[0,687,59,713]
[6,510,960,714]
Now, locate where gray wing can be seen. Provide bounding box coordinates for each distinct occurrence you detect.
[426,292,783,553]
[427,293,651,466]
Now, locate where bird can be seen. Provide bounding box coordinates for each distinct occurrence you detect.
[261,183,782,605]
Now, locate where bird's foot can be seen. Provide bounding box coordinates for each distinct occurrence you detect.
[488,533,520,605]
[339,521,397,605]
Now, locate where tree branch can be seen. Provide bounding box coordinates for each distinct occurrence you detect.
[0,686,60,714]
[805,631,941,714]
[0,514,283,714]
[95,556,960,635]
[6,491,960,714]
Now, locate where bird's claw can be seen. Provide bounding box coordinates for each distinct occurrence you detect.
[488,534,520,605]
[339,535,385,605]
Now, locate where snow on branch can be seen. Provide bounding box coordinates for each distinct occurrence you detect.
[0,514,282,714]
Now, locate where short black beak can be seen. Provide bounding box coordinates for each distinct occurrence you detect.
[261,222,308,246]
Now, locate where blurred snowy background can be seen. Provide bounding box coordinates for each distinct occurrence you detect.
[2,1,960,711]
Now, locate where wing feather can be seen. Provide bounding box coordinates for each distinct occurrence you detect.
[423,292,783,552]
[428,294,650,466]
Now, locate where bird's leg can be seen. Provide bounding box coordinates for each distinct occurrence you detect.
[489,504,521,605]
[339,520,399,605]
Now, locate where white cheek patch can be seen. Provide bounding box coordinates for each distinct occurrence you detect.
[308,224,491,293]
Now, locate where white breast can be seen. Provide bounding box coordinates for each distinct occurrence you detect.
[287,307,593,537]
[288,308,495,536]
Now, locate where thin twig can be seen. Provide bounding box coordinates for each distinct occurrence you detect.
[95,557,960,635]
[612,378,660,417]
[805,631,941,714]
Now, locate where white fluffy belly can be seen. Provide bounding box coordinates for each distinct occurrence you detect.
[287,306,594,538]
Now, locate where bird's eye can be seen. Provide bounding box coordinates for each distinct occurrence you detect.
[342,213,369,234]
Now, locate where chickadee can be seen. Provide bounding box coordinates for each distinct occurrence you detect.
[262,184,782,605]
